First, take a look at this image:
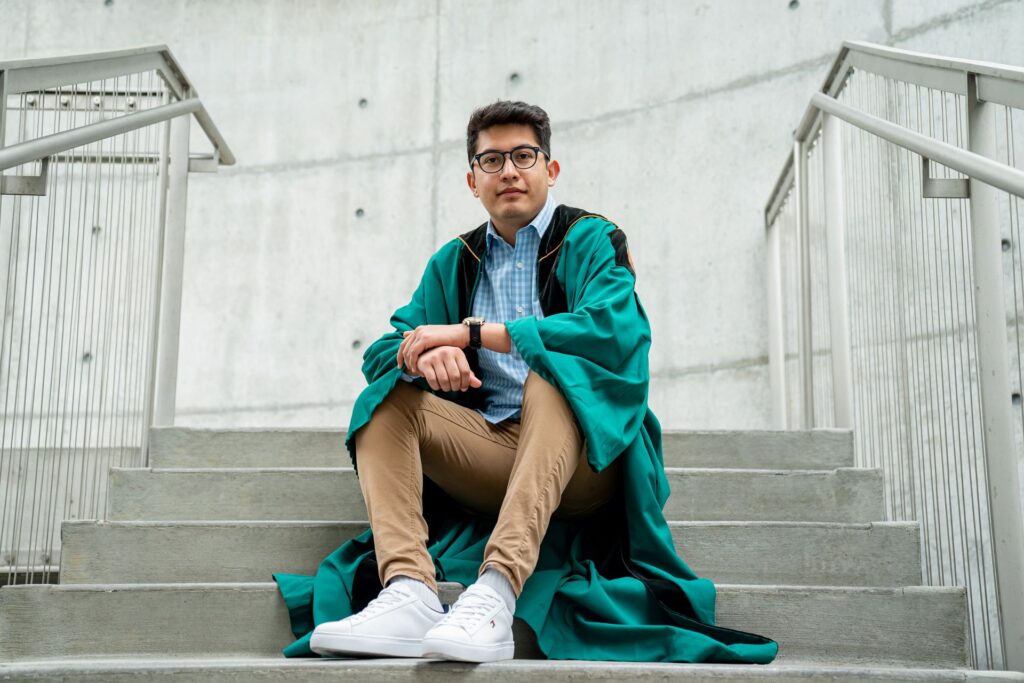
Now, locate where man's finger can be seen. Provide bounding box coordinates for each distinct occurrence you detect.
[453,353,472,391]
[408,346,428,375]
[397,336,410,367]
[443,355,462,391]
[423,364,439,391]
[433,360,452,392]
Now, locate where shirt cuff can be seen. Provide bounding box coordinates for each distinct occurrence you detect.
[399,371,418,382]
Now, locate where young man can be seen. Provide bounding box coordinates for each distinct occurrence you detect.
[272,101,777,665]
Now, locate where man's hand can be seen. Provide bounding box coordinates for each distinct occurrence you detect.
[397,324,469,373]
[407,346,482,392]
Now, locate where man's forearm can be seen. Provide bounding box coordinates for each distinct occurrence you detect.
[480,322,512,354]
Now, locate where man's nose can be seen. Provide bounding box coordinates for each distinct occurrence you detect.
[499,154,520,179]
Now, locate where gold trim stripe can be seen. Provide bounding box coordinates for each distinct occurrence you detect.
[457,236,481,263]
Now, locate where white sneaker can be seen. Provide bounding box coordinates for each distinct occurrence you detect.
[310,582,446,658]
[420,583,515,662]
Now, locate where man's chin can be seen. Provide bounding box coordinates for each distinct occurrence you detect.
[492,203,535,220]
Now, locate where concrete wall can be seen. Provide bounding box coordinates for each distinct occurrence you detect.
[4,0,1023,429]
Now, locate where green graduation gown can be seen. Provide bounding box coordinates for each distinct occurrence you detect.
[272,204,779,663]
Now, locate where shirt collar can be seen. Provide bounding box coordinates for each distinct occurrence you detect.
[485,192,556,249]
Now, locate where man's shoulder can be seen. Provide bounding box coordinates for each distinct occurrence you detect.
[551,205,624,252]
[553,208,634,276]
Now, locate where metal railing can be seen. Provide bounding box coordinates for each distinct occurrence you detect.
[0,45,233,586]
[765,40,1024,671]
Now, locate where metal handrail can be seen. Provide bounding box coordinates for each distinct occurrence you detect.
[0,44,234,166]
[0,98,201,172]
[808,91,1024,198]
[0,45,229,585]
[766,40,1024,226]
[762,40,1024,672]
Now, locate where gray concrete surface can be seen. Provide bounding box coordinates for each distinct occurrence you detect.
[148,426,855,469]
[4,1,1020,430]
[104,466,884,522]
[0,582,967,667]
[2,659,1023,683]
[59,519,921,587]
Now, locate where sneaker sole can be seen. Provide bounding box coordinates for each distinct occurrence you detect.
[310,631,425,658]
[421,635,515,663]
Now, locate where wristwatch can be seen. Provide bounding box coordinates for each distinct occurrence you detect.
[462,316,485,349]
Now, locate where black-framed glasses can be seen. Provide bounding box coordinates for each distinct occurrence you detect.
[471,145,547,173]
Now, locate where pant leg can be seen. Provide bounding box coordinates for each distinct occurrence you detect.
[353,380,521,593]
[479,370,622,597]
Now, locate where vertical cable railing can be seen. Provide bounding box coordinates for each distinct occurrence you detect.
[0,47,233,588]
[807,131,835,428]
[766,41,1024,671]
[839,68,999,666]
[773,189,802,427]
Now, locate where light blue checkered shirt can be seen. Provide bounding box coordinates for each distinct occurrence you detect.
[400,193,556,424]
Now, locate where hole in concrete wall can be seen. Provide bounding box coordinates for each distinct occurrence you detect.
[358,98,368,108]
[1013,393,1021,407]
[355,208,365,218]
[104,0,114,6]
[509,72,520,83]
[788,0,799,8]
[352,340,362,350]
[1002,239,1011,252]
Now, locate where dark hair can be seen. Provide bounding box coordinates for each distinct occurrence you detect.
[466,100,551,166]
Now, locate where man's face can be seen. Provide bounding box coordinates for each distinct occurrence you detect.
[466,123,560,229]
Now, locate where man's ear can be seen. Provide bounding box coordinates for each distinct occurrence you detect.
[546,159,560,186]
[466,169,478,197]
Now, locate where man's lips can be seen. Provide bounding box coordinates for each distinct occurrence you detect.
[498,189,525,196]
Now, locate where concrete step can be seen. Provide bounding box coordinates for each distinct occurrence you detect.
[0,582,967,668]
[106,467,884,523]
[149,427,855,470]
[3,658,1020,682]
[60,519,921,587]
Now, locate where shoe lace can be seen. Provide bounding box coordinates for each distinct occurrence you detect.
[442,587,501,630]
[346,584,410,625]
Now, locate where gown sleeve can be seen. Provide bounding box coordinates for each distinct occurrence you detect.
[505,217,651,473]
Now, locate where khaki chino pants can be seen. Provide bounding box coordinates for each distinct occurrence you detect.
[354,370,622,598]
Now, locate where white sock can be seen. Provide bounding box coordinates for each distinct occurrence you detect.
[387,575,443,612]
[477,566,516,614]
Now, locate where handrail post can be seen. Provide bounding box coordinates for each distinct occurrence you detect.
[822,113,855,428]
[767,209,787,428]
[966,73,1024,671]
[146,113,191,435]
[0,70,7,151]
[795,138,815,428]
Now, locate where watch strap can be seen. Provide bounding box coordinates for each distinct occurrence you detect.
[469,321,482,349]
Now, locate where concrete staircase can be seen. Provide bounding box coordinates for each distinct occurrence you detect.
[1,427,1021,681]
